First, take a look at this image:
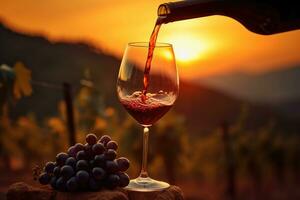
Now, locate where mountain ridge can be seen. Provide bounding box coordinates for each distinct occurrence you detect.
[199,66,300,104]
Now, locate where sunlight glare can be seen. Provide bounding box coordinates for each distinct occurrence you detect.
[164,34,208,62]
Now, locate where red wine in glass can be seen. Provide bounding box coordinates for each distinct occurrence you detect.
[120,91,173,126]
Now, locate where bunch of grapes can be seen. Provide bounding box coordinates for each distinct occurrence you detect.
[38,134,130,192]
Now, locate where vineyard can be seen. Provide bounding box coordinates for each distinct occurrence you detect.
[1,62,300,200]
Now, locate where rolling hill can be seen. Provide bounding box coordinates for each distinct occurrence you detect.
[199,67,300,104]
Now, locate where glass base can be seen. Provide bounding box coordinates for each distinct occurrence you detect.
[125,177,170,192]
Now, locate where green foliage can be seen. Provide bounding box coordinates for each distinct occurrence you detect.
[0,62,32,115]
[0,62,34,170]
[0,64,14,115]
[0,115,56,170]
[13,62,32,99]
[189,104,300,185]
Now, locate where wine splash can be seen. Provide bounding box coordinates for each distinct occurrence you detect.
[142,17,164,102]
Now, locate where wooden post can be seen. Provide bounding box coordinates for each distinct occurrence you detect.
[221,121,236,200]
[63,82,76,146]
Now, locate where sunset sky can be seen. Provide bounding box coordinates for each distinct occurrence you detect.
[1,0,300,79]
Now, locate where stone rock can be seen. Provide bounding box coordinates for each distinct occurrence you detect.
[6,182,54,200]
[7,182,184,200]
[55,189,128,200]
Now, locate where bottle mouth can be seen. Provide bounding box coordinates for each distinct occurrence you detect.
[128,42,172,48]
[158,4,170,16]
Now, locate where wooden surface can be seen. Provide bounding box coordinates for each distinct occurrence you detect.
[6,182,184,200]
[126,185,184,200]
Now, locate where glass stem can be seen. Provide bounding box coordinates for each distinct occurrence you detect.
[139,127,149,178]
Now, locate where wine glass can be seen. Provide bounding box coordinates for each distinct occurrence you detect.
[116,42,179,192]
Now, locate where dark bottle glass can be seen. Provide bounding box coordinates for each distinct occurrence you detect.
[158,0,300,35]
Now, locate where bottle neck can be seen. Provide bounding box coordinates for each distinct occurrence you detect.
[158,0,226,24]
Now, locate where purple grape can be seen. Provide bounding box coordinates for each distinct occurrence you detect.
[88,178,101,191]
[94,154,106,163]
[39,134,132,191]
[94,154,106,168]
[65,157,76,168]
[98,135,111,146]
[116,157,130,172]
[117,172,130,187]
[50,177,57,189]
[44,162,56,174]
[76,170,89,185]
[106,174,120,189]
[66,177,78,192]
[86,133,97,145]
[56,177,67,191]
[67,146,77,157]
[53,166,60,176]
[92,167,106,180]
[89,160,95,168]
[92,143,105,155]
[38,172,51,185]
[84,144,94,160]
[60,165,74,179]
[76,150,87,160]
[76,160,89,171]
[106,141,118,150]
[56,152,69,166]
[106,160,119,173]
[105,149,117,160]
[74,143,85,152]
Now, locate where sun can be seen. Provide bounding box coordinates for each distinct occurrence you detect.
[164,34,208,62]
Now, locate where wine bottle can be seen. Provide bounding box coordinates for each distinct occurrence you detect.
[158,0,300,35]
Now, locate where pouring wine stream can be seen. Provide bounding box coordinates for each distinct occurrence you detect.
[141,16,165,102]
